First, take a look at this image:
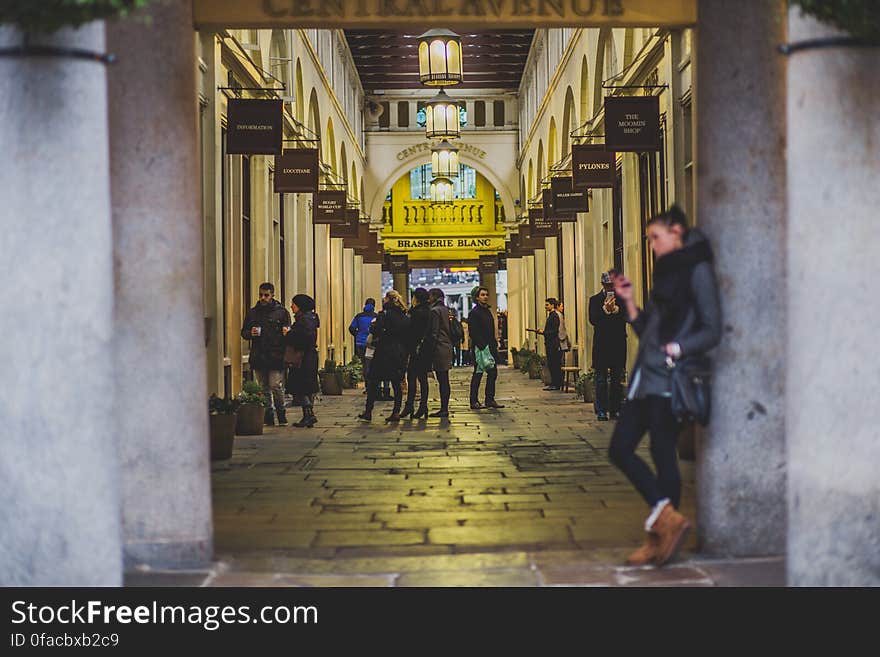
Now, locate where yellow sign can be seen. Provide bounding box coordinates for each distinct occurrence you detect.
[194,1,697,28]
[383,235,505,260]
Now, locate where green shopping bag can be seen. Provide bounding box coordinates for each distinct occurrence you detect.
[474,346,496,374]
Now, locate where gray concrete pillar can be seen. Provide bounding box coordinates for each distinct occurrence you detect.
[785,9,880,585]
[107,0,212,570]
[0,24,122,585]
[695,0,787,556]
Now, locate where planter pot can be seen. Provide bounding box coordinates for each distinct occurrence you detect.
[236,403,264,436]
[528,362,542,379]
[340,371,355,389]
[209,413,237,460]
[512,353,521,369]
[541,365,552,386]
[582,384,595,403]
[320,371,343,395]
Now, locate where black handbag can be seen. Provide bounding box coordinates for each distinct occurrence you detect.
[668,354,712,426]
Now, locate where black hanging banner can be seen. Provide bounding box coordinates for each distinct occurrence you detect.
[572,144,616,189]
[551,176,589,214]
[529,207,561,238]
[478,255,499,274]
[313,190,346,224]
[331,209,360,238]
[604,95,661,152]
[388,254,409,274]
[543,189,576,223]
[274,148,319,192]
[226,98,283,155]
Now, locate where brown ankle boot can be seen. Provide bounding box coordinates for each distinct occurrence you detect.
[625,532,661,566]
[651,505,691,567]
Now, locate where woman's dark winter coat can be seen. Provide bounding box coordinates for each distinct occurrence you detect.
[407,303,433,374]
[367,304,411,382]
[240,299,291,371]
[468,303,498,357]
[427,301,455,373]
[589,291,628,369]
[284,310,320,396]
[628,228,722,399]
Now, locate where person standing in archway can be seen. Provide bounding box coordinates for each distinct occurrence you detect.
[426,288,454,417]
[468,286,505,410]
[609,206,721,568]
[284,294,319,428]
[590,271,628,421]
[538,298,564,391]
[401,287,432,421]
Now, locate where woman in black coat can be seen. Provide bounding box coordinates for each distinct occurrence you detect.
[401,287,432,420]
[358,290,411,423]
[284,294,320,428]
[608,205,721,568]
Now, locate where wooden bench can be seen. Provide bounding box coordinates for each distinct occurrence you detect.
[561,367,580,392]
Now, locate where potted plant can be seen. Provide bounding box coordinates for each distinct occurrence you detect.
[340,356,364,389]
[235,380,267,435]
[528,353,545,380]
[319,359,343,395]
[574,370,596,403]
[510,347,520,370]
[208,395,239,460]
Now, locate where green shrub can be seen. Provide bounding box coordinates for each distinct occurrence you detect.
[238,380,268,407]
[209,394,240,415]
[340,356,364,385]
[791,0,880,41]
[574,370,596,400]
[0,1,151,34]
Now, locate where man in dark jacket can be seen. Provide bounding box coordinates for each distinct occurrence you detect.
[468,286,505,410]
[426,288,454,417]
[589,270,627,420]
[539,298,563,391]
[241,282,291,425]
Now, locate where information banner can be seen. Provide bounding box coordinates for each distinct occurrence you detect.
[529,208,561,238]
[227,98,282,155]
[331,209,360,238]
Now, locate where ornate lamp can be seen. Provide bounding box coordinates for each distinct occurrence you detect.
[425,89,461,139]
[430,176,455,205]
[431,140,460,178]
[417,29,463,87]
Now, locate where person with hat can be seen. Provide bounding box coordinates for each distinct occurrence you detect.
[589,270,628,420]
[284,294,320,428]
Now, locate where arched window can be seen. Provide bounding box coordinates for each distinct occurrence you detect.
[409,164,477,200]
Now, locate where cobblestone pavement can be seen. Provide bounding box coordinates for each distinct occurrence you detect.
[128,366,784,586]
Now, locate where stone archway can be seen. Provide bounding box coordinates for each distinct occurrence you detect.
[368,154,516,228]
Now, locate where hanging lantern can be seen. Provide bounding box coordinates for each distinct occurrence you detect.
[417,29,463,87]
[430,176,455,205]
[431,140,460,178]
[425,89,461,139]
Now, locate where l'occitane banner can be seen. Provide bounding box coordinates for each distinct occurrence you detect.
[194,0,697,28]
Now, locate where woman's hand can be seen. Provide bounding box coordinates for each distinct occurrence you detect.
[613,274,634,303]
[664,342,682,359]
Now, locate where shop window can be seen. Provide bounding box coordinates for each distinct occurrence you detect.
[242,155,252,325]
[638,118,668,299]
[409,164,477,200]
[612,162,624,274]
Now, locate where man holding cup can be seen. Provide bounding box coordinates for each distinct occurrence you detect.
[241,282,291,425]
[589,270,628,421]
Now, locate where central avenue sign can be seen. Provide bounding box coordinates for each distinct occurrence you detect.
[194,1,697,28]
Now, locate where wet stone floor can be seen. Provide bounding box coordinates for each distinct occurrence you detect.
[127,366,784,587]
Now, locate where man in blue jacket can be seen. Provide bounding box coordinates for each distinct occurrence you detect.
[349,298,377,386]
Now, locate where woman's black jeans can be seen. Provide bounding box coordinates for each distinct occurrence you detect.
[405,366,429,411]
[435,369,451,411]
[608,395,682,509]
[365,376,402,414]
